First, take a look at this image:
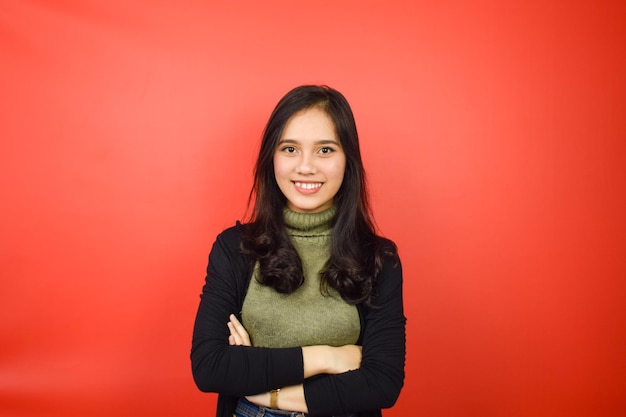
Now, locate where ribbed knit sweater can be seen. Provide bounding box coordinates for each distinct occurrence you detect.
[241,206,360,348]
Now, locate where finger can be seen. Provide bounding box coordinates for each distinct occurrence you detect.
[229,313,242,325]
[229,314,252,346]
[229,314,247,335]
[228,315,250,346]
[227,322,243,345]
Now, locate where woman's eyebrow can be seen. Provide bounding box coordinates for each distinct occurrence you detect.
[278,138,341,145]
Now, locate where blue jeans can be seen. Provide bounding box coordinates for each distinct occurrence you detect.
[234,397,358,417]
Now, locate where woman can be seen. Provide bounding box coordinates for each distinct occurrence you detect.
[191,85,405,417]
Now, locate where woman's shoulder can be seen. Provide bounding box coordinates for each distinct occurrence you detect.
[212,221,253,252]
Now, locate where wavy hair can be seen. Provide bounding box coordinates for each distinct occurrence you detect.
[241,85,397,305]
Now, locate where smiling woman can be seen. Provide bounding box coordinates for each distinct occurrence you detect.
[191,85,406,417]
[274,107,347,214]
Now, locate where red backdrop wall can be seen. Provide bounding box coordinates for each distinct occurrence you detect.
[1,1,625,416]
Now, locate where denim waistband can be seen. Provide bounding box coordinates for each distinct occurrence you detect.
[234,397,307,417]
[234,397,358,417]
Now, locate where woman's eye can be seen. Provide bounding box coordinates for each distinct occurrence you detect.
[319,147,334,154]
[283,146,296,153]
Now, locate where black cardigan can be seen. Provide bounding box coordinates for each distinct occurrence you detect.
[191,223,406,417]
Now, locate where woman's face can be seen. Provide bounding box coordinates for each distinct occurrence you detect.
[273,107,346,213]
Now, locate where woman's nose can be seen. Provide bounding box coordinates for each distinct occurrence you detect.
[296,154,316,174]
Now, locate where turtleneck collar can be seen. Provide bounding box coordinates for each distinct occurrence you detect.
[283,206,336,237]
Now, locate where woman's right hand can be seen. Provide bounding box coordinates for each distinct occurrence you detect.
[227,314,251,346]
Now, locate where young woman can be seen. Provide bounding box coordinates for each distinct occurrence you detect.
[191,85,405,417]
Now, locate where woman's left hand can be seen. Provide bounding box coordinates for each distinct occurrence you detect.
[227,314,251,346]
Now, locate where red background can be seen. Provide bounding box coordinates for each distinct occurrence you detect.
[1,1,625,416]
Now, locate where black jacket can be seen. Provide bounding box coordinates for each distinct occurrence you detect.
[191,223,406,417]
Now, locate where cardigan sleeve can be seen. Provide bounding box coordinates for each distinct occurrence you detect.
[303,256,406,416]
[191,225,305,396]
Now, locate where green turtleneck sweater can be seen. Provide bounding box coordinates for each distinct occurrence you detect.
[241,207,360,348]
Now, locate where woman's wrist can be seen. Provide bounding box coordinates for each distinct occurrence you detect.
[270,388,281,409]
[253,385,307,413]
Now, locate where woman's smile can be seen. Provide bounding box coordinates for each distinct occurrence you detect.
[293,181,323,193]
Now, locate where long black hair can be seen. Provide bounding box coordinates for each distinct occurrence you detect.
[241,85,397,305]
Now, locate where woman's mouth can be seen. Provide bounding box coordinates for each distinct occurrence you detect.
[294,181,322,193]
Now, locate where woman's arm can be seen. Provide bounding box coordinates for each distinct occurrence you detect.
[228,314,362,377]
[191,226,304,395]
[227,314,362,413]
[246,385,308,412]
[303,257,406,416]
[191,226,362,398]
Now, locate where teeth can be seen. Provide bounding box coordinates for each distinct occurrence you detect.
[295,182,322,190]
